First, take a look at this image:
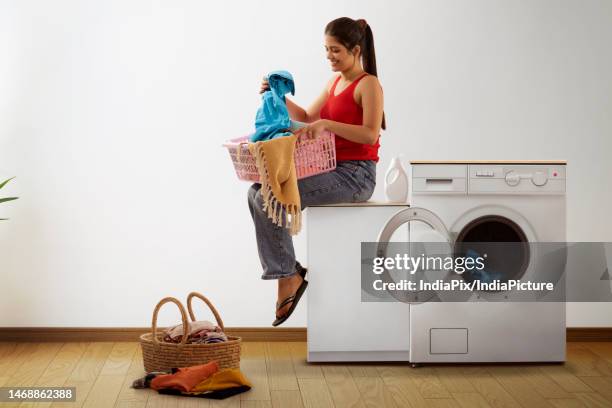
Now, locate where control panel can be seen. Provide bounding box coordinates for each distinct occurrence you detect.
[470,164,565,194]
[411,163,566,195]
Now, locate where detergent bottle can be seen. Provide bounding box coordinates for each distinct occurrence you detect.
[384,155,409,203]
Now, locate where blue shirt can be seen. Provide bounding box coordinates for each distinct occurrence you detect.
[251,71,296,142]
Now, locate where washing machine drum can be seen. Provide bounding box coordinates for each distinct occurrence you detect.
[454,215,529,290]
[455,214,566,301]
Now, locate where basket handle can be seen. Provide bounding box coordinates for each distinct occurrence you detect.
[151,296,190,347]
[186,292,225,332]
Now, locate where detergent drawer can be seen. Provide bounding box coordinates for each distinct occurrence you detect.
[412,164,467,194]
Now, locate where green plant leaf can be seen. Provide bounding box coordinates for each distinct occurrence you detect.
[0,177,15,190]
[0,197,18,204]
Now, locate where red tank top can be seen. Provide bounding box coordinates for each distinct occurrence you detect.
[319,73,380,162]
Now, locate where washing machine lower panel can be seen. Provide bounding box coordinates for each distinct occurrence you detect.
[409,302,566,362]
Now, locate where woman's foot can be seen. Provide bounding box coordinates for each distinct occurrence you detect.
[276,273,304,319]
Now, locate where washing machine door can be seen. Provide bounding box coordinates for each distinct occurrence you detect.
[374,207,468,304]
[450,206,566,301]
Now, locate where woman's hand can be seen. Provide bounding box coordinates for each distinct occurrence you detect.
[260,76,270,94]
[295,119,329,140]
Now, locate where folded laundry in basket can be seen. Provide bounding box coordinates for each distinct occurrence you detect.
[163,320,228,344]
[251,70,295,142]
[191,331,228,344]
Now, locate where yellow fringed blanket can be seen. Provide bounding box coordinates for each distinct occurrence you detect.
[248,134,302,235]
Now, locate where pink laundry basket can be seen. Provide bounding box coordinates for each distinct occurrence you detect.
[223,131,337,182]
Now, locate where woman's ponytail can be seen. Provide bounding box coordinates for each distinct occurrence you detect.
[358,20,385,129]
[357,19,377,78]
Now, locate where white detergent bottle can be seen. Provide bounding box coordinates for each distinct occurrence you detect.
[384,155,409,203]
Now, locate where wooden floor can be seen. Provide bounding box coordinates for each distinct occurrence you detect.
[1,342,612,408]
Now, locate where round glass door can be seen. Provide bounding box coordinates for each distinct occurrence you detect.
[373,207,460,304]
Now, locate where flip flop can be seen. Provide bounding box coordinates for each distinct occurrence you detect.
[295,261,308,279]
[272,278,309,327]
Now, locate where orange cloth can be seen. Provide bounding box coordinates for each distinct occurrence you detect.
[150,361,219,392]
[248,134,302,235]
[188,368,252,393]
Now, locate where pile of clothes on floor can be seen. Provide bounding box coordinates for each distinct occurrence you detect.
[163,320,228,344]
[132,361,251,400]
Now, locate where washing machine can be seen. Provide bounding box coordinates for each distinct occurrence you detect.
[377,160,567,363]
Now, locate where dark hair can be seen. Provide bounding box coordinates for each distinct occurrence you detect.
[325,17,386,130]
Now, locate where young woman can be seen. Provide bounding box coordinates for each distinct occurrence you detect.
[248,17,385,326]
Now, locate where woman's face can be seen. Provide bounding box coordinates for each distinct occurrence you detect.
[324,35,357,72]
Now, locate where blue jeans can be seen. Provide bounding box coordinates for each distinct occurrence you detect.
[247,160,377,280]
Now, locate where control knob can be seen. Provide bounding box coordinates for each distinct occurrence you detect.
[505,171,520,186]
[532,171,548,186]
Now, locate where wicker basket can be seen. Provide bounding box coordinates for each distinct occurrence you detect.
[140,292,241,373]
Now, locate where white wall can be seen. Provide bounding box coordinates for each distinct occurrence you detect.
[1,0,611,328]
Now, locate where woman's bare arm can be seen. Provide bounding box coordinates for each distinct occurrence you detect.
[285,98,309,122]
[286,76,337,123]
